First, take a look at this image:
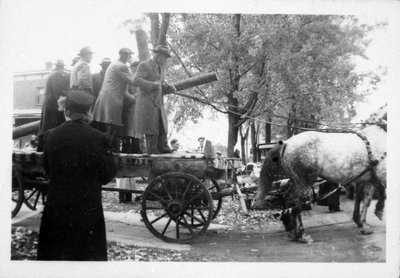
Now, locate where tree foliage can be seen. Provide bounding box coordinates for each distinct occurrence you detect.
[124,13,384,156]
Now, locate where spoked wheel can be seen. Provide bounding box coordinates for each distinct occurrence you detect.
[200,178,222,222]
[23,179,47,211]
[141,172,213,243]
[12,168,23,218]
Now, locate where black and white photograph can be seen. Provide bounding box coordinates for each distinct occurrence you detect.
[1,0,400,277]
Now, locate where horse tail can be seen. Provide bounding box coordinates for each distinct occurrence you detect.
[253,142,285,209]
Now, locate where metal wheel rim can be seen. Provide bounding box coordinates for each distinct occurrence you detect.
[12,168,23,218]
[141,172,214,243]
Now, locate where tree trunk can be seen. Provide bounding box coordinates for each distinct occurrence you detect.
[265,119,271,143]
[239,125,249,165]
[226,14,242,158]
[250,121,258,162]
[135,29,150,61]
[227,114,240,157]
[157,13,170,46]
[149,13,160,48]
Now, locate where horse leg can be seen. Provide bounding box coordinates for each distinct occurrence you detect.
[359,182,375,235]
[352,183,362,228]
[295,212,313,244]
[374,186,385,221]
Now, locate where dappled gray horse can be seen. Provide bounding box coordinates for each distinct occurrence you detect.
[253,107,386,243]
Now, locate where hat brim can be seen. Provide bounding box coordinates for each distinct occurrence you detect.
[78,52,94,56]
[152,49,171,58]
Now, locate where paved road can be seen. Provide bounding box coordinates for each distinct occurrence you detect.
[12,195,385,262]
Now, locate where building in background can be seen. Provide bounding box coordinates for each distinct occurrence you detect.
[13,62,69,149]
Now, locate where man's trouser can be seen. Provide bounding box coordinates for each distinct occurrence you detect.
[144,114,171,154]
[91,121,120,151]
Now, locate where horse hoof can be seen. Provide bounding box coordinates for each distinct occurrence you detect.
[286,230,299,241]
[299,234,314,244]
[360,229,374,235]
[374,210,383,221]
[353,221,362,228]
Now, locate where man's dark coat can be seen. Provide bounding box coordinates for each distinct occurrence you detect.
[92,69,106,102]
[37,120,116,261]
[39,70,69,134]
[132,59,167,135]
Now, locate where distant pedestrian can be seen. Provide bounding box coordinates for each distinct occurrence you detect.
[24,135,39,151]
[197,136,205,152]
[70,47,94,94]
[317,181,341,212]
[37,59,69,151]
[170,138,180,152]
[37,89,116,261]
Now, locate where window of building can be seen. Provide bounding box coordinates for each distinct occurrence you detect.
[36,87,45,105]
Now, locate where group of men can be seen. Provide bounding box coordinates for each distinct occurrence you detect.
[36,44,179,261]
[39,44,177,154]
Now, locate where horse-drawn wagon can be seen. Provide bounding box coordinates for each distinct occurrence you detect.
[12,148,244,243]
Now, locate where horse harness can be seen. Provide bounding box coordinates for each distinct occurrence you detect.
[350,130,386,190]
[268,129,387,219]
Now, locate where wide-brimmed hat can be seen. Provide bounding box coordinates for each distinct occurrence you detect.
[152,45,171,58]
[65,89,94,114]
[119,48,134,55]
[54,59,65,67]
[198,136,205,142]
[99,57,112,65]
[78,47,94,56]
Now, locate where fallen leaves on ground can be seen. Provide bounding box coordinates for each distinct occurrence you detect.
[12,181,282,261]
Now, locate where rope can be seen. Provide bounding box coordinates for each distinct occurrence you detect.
[172,91,385,131]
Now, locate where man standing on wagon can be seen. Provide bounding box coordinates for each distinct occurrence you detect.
[132,45,177,154]
[70,47,94,95]
[92,48,136,149]
[37,59,69,151]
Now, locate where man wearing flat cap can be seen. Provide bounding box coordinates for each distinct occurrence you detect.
[70,47,94,94]
[37,59,69,151]
[37,89,116,261]
[92,57,111,102]
[92,48,136,149]
[132,45,177,154]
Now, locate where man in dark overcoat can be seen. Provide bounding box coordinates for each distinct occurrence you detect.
[37,89,116,261]
[37,59,69,151]
[92,57,111,102]
[132,45,176,154]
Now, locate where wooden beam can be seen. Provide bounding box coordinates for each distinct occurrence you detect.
[172,72,218,92]
[13,120,40,140]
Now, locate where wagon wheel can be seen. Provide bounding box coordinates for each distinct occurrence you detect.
[23,179,47,211]
[184,178,221,224]
[177,178,222,228]
[12,168,24,218]
[141,172,213,243]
